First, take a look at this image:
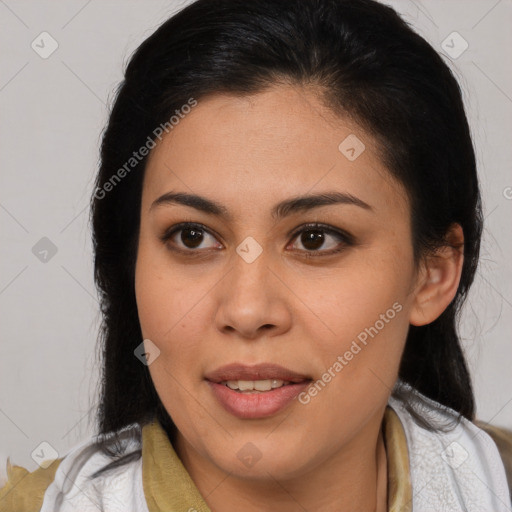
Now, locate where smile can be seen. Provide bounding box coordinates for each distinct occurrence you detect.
[221,379,291,392]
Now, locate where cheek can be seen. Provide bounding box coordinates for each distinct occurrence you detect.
[292,272,411,447]
[134,248,208,423]
[135,230,186,336]
[310,249,411,339]
[134,241,213,373]
[300,245,414,401]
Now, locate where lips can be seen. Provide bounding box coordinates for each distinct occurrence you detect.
[205,363,312,419]
[204,363,311,384]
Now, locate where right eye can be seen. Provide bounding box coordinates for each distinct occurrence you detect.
[160,222,223,254]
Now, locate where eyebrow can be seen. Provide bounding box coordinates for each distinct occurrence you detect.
[150,190,373,221]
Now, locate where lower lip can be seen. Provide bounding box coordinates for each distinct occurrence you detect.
[207,381,311,419]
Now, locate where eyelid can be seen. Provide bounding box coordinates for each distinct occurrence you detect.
[160,221,354,255]
[159,221,223,249]
[288,222,355,245]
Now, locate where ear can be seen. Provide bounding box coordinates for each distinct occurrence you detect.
[409,223,464,327]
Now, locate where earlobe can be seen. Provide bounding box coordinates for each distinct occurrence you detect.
[409,224,464,327]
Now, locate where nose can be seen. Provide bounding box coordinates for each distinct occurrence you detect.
[213,244,292,340]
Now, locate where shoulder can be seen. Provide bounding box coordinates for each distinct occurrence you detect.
[0,457,62,511]
[388,383,512,511]
[0,424,146,512]
[474,420,512,500]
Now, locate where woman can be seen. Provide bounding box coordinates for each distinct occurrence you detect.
[1,0,511,510]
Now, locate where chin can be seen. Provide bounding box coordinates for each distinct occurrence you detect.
[202,436,317,481]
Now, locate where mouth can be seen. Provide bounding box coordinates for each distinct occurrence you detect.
[205,363,313,418]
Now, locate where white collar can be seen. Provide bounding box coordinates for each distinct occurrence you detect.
[389,382,511,511]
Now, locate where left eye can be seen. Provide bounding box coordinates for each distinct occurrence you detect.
[161,222,353,256]
[288,223,353,256]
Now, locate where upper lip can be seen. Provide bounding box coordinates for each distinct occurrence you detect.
[205,363,311,383]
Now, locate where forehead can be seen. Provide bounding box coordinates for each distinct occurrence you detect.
[143,84,409,219]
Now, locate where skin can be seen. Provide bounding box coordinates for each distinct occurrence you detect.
[134,83,464,511]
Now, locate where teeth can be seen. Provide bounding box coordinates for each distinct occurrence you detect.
[224,379,287,391]
[238,380,254,391]
[255,380,272,391]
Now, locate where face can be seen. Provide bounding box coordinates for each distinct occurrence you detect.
[135,84,420,482]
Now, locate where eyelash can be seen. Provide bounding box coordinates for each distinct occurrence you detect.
[159,221,355,259]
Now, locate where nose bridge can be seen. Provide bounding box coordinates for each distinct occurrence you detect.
[236,233,266,265]
[230,234,272,289]
[218,232,288,317]
[211,223,299,338]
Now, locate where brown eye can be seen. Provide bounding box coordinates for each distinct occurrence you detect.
[161,223,222,252]
[298,229,327,251]
[288,223,354,257]
[179,226,205,249]
[160,221,353,258]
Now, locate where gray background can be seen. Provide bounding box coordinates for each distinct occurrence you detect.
[1,0,511,476]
